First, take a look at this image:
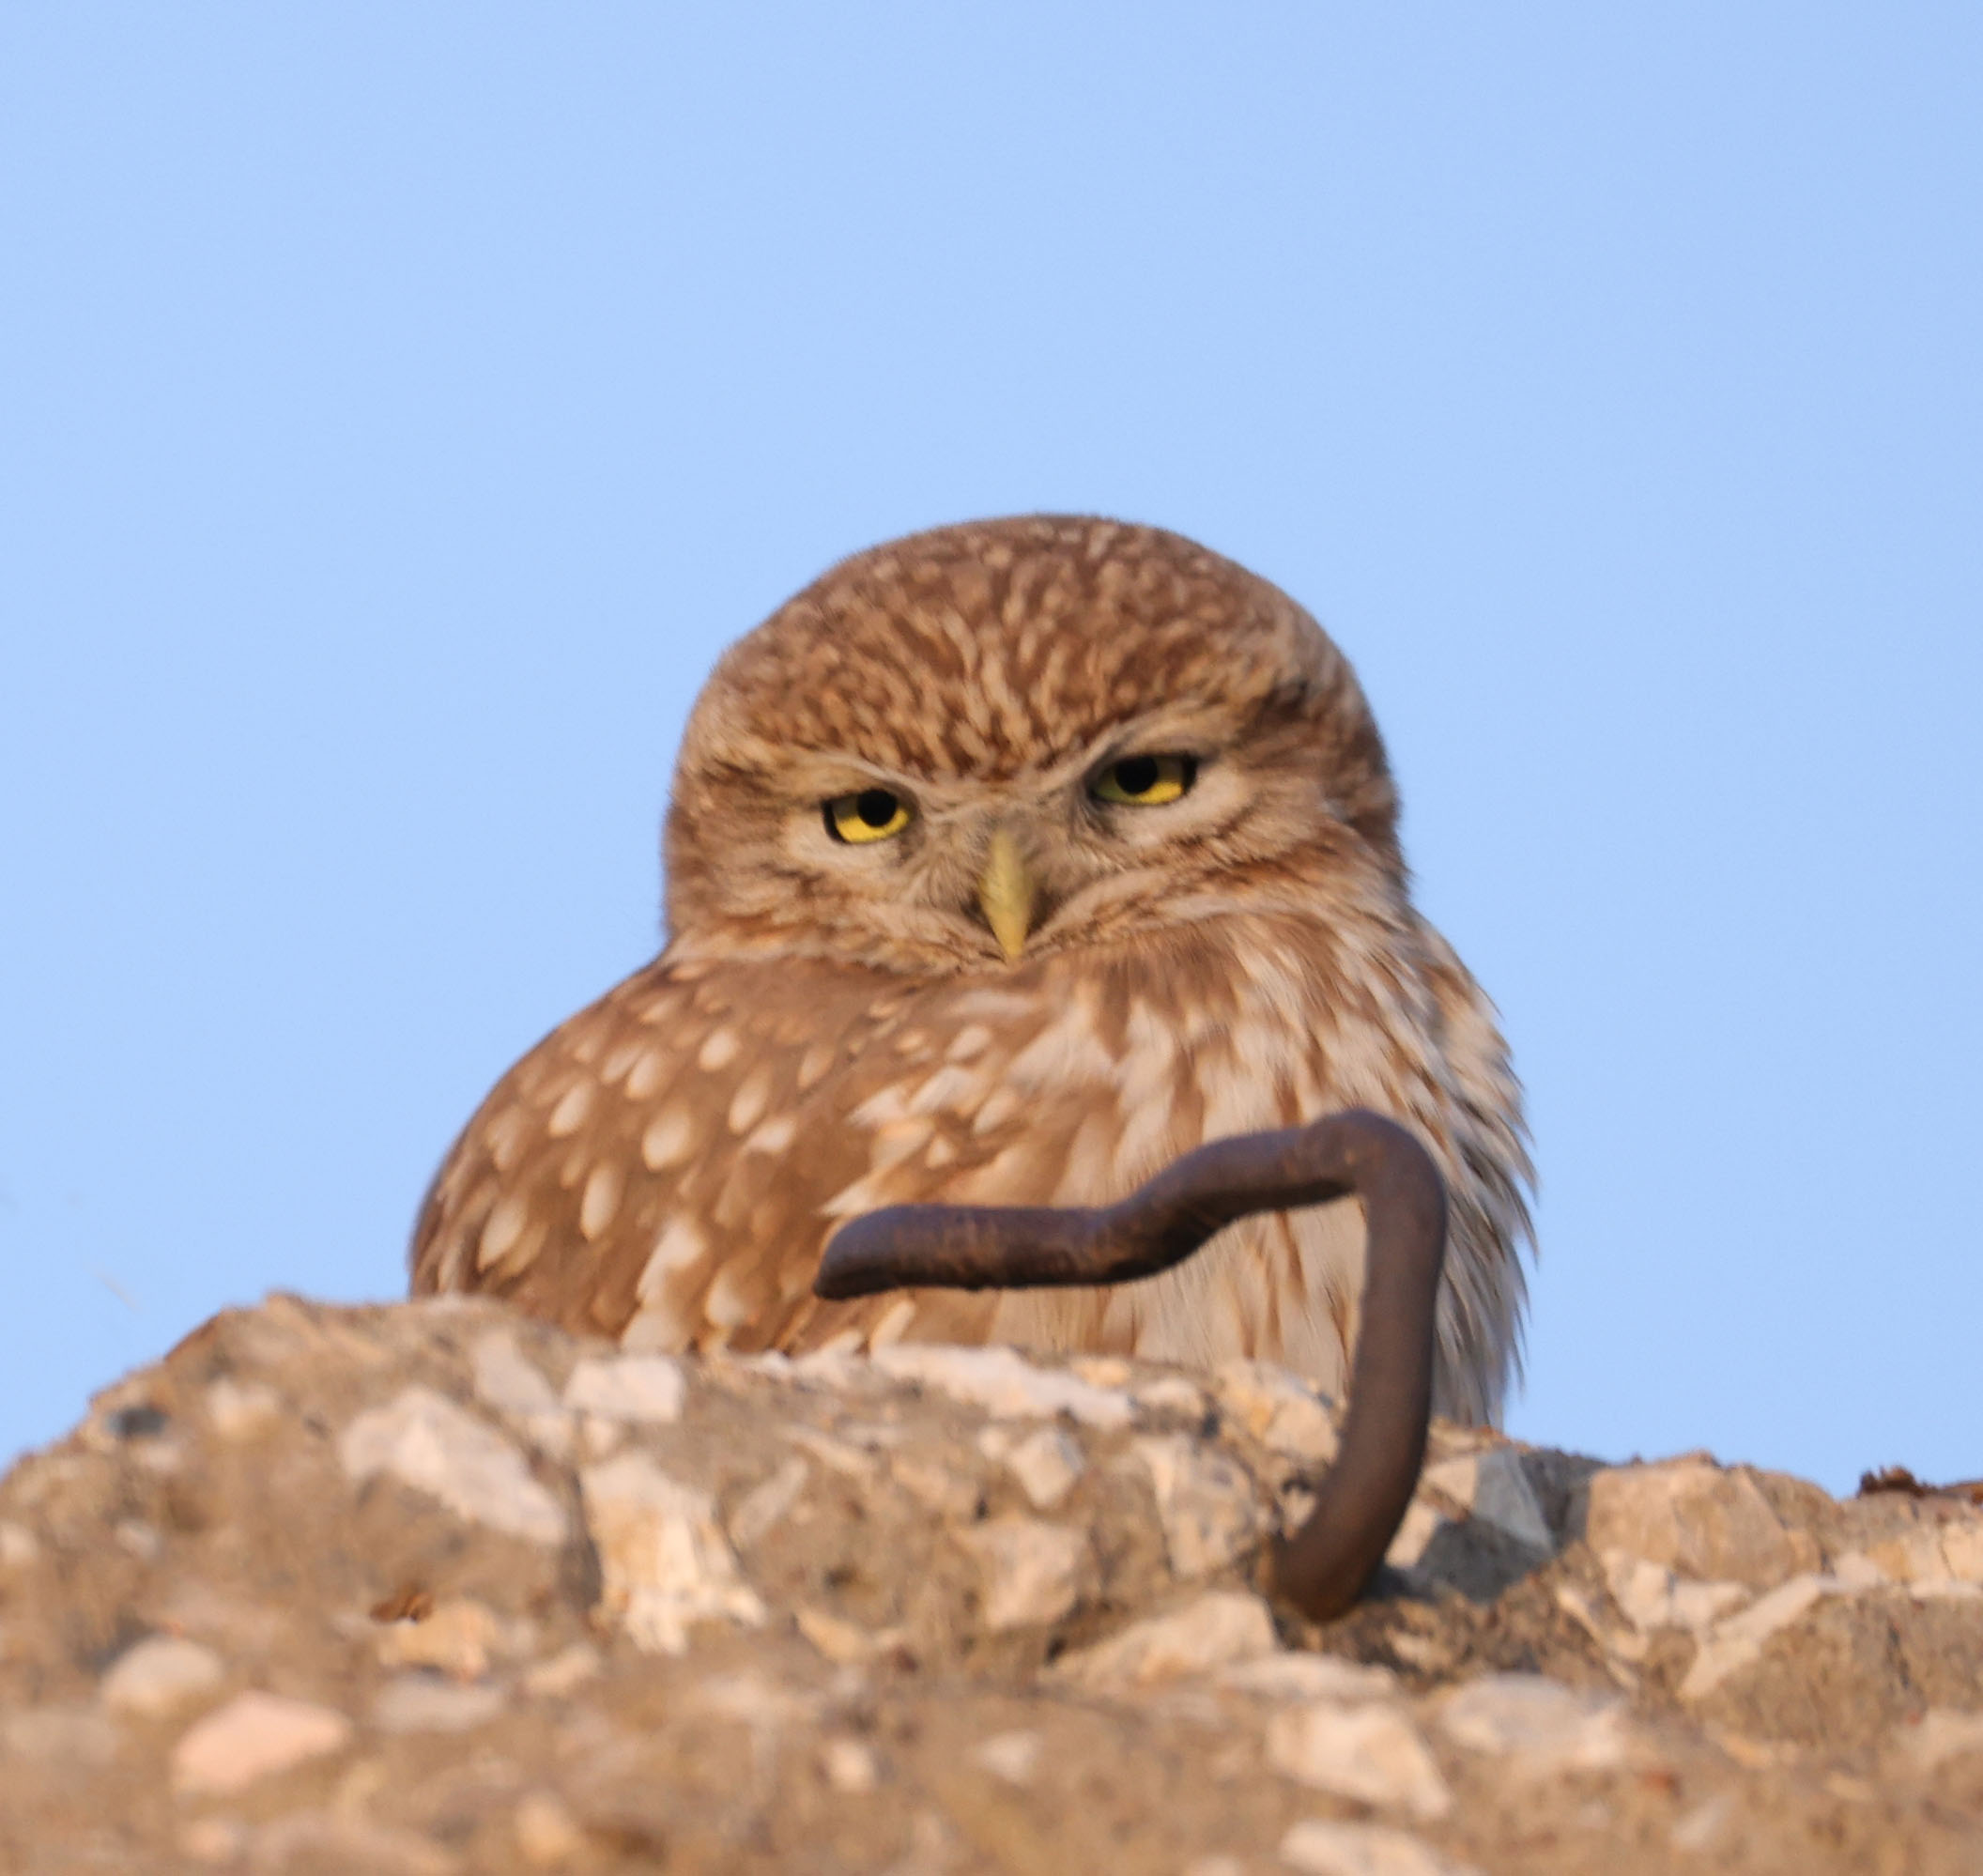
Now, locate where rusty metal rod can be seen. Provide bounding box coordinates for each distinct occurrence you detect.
[814,1106,1448,1622]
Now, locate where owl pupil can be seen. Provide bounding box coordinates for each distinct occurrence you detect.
[1114,757,1160,796]
[856,790,899,827]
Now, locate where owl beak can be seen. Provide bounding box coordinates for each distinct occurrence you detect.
[976,827,1038,961]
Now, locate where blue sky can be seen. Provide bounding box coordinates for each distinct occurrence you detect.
[3,8,1977,1493]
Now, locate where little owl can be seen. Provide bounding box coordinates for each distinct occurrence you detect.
[412,516,1531,1424]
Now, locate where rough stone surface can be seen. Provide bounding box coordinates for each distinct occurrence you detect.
[0,1294,1979,1872]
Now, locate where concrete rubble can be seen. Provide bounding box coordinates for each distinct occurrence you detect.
[0,1292,1978,1872]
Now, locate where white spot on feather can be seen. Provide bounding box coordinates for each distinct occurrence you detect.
[579,1161,625,1240]
[698,1028,740,1071]
[638,1219,707,1298]
[477,1194,530,1270]
[640,1106,695,1171]
[547,1081,596,1138]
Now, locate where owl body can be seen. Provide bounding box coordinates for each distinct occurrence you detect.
[414,517,1531,1423]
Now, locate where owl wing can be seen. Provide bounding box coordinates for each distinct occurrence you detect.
[409,952,1136,1357]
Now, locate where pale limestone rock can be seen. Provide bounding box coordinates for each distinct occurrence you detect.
[982,1424,1086,1510]
[1942,1518,1983,1582]
[203,1377,283,1442]
[1385,1501,1448,1570]
[972,1729,1044,1784]
[339,1386,567,1546]
[957,1515,1086,1629]
[1438,1674,1632,1773]
[562,1352,686,1424]
[1829,1550,1890,1590]
[471,1331,572,1457]
[1220,1653,1399,1703]
[1050,1592,1278,1687]
[728,1454,811,1549]
[1213,1360,1339,1463]
[796,1605,905,1665]
[1680,1573,1844,1700]
[1267,1702,1453,1821]
[371,1673,507,1733]
[1581,1460,1806,1589]
[1910,1579,1983,1603]
[1901,1707,1983,1772]
[1136,1434,1262,1576]
[1422,1449,1553,1554]
[514,1790,588,1868]
[582,1452,767,1653]
[1280,1819,1479,1876]
[821,1735,882,1792]
[522,1642,602,1698]
[171,1689,352,1795]
[1133,1375,1209,1418]
[100,1635,224,1719]
[1602,1550,1748,1634]
[869,1343,1133,1428]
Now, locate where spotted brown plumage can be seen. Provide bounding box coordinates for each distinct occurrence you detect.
[412,515,1532,1425]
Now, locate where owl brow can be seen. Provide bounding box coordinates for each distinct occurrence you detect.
[815,1107,1447,1625]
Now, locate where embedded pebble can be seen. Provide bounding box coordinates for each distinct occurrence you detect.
[1603,1551,1748,1635]
[1901,1707,1983,1772]
[562,1353,686,1423]
[869,1343,1133,1428]
[1280,1819,1478,1876]
[522,1642,603,1699]
[471,1332,572,1456]
[1268,1702,1453,1820]
[891,1450,981,1519]
[1438,1674,1632,1773]
[797,1604,887,1664]
[957,1515,1086,1630]
[1421,1449,1552,1554]
[171,1690,352,1795]
[0,1520,38,1568]
[1213,1361,1339,1463]
[1052,1592,1278,1687]
[1384,1501,1448,1571]
[1135,1435,1262,1576]
[338,1387,567,1545]
[204,1377,284,1442]
[100,1635,224,1719]
[514,1790,588,1868]
[983,1424,1086,1511]
[972,1729,1044,1785]
[372,1673,508,1734]
[1220,1653,1398,1703]
[375,1597,512,1680]
[1680,1574,1844,1700]
[1132,1375,1208,1418]
[582,1453,767,1653]
[821,1736,881,1792]
[728,1454,811,1547]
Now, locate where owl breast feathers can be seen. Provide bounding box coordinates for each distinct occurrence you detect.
[412,515,1532,1424]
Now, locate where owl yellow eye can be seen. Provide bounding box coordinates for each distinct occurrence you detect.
[1091,753,1196,807]
[825,788,913,844]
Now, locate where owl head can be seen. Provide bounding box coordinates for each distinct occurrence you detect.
[663,515,1402,975]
